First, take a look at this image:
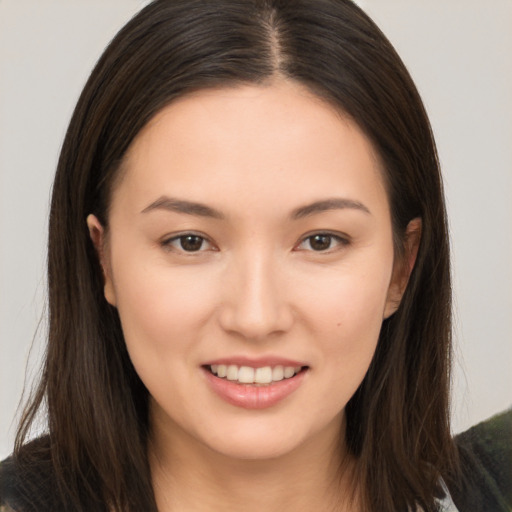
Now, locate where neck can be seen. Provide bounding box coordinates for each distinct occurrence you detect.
[148,413,359,512]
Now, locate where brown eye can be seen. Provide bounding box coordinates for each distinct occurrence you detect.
[164,233,212,253]
[309,234,333,251]
[296,232,349,252]
[179,235,205,251]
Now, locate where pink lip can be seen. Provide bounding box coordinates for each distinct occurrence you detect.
[202,366,307,410]
[203,356,307,368]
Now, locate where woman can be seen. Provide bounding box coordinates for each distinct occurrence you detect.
[0,1,509,511]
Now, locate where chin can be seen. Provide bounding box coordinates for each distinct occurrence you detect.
[196,413,341,462]
[205,431,307,461]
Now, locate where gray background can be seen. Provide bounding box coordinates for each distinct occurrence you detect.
[1,0,511,459]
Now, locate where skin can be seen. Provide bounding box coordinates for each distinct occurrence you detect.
[88,80,420,512]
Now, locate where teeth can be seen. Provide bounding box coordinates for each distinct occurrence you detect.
[209,364,303,384]
[254,366,272,384]
[238,366,255,383]
[226,365,238,381]
[272,365,284,381]
[283,366,295,378]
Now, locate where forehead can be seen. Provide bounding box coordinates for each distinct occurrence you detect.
[114,80,388,219]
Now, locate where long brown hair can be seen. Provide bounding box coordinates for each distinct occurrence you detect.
[15,0,458,510]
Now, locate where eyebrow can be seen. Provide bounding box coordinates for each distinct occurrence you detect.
[141,196,225,219]
[291,198,371,219]
[141,196,371,220]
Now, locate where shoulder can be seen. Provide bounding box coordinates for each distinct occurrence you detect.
[447,408,512,512]
[0,437,63,512]
[0,456,23,512]
[0,437,110,512]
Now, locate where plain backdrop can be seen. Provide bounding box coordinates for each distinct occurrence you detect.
[1,0,511,459]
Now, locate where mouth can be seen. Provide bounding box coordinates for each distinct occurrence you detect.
[205,364,306,386]
[202,361,309,409]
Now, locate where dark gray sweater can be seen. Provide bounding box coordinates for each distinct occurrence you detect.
[1,409,511,511]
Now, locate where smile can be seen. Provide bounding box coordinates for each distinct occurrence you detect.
[203,361,309,409]
[208,364,303,385]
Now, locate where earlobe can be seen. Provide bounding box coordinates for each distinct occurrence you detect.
[384,218,422,319]
[86,214,117,307]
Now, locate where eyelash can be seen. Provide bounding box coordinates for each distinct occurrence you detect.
[295,232,350,253]
[161,231,349,254]
[162,232,216,253]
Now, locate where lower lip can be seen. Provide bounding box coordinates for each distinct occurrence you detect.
[203,368,307,409]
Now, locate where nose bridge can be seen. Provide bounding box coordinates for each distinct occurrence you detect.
[219,245,292,339]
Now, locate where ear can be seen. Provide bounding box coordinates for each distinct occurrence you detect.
[86,214,117,306]
[383,218,422,319]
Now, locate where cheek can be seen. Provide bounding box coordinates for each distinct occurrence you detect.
[111,258,219,363]
[303,262,392,335]
[299,261,392,384]
[111,261,224,419]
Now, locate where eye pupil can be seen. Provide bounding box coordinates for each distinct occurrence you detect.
[180,235,204,251]
[310,234,331,251]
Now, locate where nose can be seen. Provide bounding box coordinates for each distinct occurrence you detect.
[218,252,294,341]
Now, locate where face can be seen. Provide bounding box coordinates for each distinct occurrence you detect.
[88,81,413,462]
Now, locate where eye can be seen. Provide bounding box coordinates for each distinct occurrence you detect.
[163,233,213,253]
[296,233,348,252]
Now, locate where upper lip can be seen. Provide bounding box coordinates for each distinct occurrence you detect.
[202,356,308,368]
